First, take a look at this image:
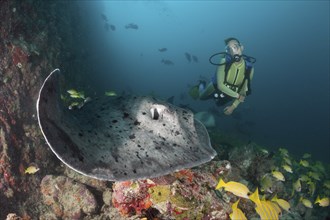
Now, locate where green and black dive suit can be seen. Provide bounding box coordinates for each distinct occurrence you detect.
[199,57,254,109]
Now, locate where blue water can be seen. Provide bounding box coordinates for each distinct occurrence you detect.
[76,1,329,163]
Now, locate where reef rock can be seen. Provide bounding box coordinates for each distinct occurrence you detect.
[40,175,97,219]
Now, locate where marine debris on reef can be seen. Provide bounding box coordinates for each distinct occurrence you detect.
[36,69,217,181]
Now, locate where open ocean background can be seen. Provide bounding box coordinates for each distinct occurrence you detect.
[75,1,329,162]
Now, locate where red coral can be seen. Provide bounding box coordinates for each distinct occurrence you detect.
[8,44,29,67]
[174,169,195,183]
[150,174,176,185]
[3,169,15,188]
[112,180,154,216]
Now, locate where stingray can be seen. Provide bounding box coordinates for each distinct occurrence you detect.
[36,69,217,181]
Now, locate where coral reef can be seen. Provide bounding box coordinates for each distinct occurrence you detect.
[108,135,330,219]
[112,180,154,216]
[111,168,230,219]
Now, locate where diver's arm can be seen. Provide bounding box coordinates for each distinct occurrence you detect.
[217,64,240,98]
[232,99,241,109]
[250,67,254,80]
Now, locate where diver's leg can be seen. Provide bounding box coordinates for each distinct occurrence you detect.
[199,82,215,100]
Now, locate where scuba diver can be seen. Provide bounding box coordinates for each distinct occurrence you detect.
[190,37,256,115]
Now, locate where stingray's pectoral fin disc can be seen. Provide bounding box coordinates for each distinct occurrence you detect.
[37,69,217,181]
[36,69,89,176]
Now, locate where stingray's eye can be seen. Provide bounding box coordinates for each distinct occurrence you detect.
[150,108,160,120]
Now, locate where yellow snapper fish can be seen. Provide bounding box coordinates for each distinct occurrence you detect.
[279,148,289,157]
[105,91,117,97]
[255,201,280,220]
[68,101,81,110]
[314,196,329,207]
[265,200,281,218]
[299,159,309,167]
[216,179,250,199]
[25,165,40,174]
[308,171,321,181]
[299,174,311,182]
[268,200,282,216]
[260,196,282,216]
[249,188,279,220]
[272,170,285,181]
[249,187,262,206]
[271,195,291,212]
[260,173,274,193]
[69,93,80,98]
[70,93,85,99]
[229,199,247,220]
[282,164,293,173]
[67,89,85,99]
[323,180,330,189]
[293,179,302,192]
[260,148,269,154]
[302,153,311,159]
[300,197,313,208]
[67,89,79,95]
[307,181,316,196]
[60,94,66,100]
[283,156,292,166]
[312,161,326,174]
